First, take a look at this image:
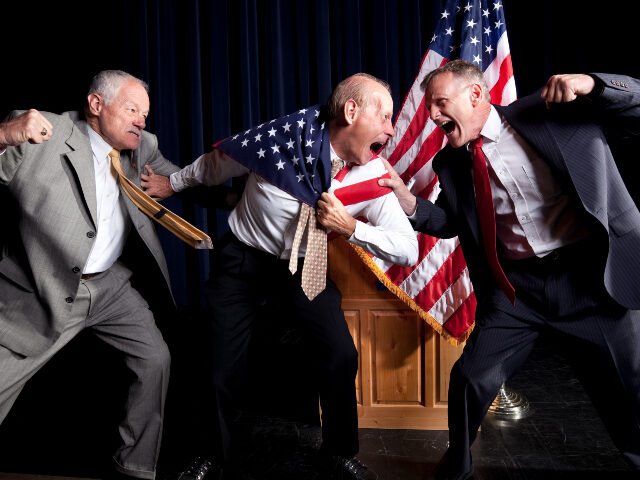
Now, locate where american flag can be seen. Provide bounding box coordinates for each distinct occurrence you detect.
[215,105,395,229]
[215,106,333,207]
[367,0,517,344]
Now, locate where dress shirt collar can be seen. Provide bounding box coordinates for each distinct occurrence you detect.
[464,105,501,153]
[87,126,114,163]
[479,105,501,144]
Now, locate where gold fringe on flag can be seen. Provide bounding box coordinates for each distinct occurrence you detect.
[348,243,473,346]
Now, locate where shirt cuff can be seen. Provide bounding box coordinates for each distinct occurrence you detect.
[169,172,184,193]
[348,220,363,243]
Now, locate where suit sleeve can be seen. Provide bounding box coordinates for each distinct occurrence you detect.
[412,195,459,239]
[589,73,640,135]
[138,131,181,177]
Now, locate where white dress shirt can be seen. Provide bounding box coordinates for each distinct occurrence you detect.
[83,127,130,273]
[478,107,593,259]
[170,148,418,267]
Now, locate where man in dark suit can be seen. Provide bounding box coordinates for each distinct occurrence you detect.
[380,59,640,479]
[0,70,181,480]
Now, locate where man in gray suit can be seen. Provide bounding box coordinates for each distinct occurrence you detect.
[381,60,640,479]
[0,70,180,480]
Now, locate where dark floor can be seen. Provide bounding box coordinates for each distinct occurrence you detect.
[0,321,637,480]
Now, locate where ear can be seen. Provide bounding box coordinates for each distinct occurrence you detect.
[87,93,103,116]
[344,99,359,125]
[469,83,484,106]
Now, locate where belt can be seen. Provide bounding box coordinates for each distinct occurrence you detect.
[81,272,103,279]
[501,238,592,269]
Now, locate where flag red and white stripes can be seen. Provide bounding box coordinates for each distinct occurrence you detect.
[360,0,517,343]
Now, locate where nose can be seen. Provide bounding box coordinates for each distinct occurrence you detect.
[428,105,440,120]
[133,115,146,129]
[384,118,395,138]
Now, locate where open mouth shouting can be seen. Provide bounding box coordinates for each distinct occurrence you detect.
[440,120,455,135]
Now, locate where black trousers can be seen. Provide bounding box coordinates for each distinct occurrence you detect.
[446,240,640,477]
[203,232,359,461]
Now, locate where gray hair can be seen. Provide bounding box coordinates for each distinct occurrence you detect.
[421,59,490,102]
[88,70,149,105]
[327,73,391,120]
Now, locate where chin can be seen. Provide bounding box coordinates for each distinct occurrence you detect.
[447,136,464,149]
[124,140,141,151]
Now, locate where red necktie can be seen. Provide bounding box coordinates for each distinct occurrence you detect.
[470,138,516,304]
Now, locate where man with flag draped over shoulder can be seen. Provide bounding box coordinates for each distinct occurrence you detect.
[145,73,418,480]
[381,59,640,479]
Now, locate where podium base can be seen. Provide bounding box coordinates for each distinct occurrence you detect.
[487,384,531,420]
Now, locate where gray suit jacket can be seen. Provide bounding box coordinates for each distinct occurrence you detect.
[0,111,180,356]
[413,72,640,310]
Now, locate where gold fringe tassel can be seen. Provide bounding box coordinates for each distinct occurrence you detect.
[348,244,473,346]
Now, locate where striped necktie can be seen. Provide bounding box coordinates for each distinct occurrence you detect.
[109,149,213,249]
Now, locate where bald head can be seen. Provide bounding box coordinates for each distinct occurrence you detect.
[327,73,391,120]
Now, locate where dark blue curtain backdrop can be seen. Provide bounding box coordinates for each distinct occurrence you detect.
[3,0,640,307]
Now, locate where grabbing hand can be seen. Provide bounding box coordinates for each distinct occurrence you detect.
[0,109,53,148]
[377,157,417,215]
[541,74,595,108]
[141,165,175,201]
[316,192,356,238]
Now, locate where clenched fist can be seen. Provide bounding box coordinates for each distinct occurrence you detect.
[0,109,53,148]
[316,192,357,238]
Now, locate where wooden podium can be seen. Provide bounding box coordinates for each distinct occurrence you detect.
[328,237,464,430]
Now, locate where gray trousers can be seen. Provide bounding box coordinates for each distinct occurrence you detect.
[0,262,170,479]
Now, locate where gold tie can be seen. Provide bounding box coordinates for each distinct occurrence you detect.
[109,149,213,249]
[288,157,345,300]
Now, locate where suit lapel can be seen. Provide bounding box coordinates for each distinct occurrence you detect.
[496,100,565,174]
[121,149,140,181]
[118,149,148,228]
[64,120,98,229]
[497,99,600,215]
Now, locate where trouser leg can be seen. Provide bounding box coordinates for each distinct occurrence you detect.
[446,306,539,477]
[287,276,359,457]
[86,263,170,480]
[445,254,557,477]
[534,242,640,470]
[203,235,265,461]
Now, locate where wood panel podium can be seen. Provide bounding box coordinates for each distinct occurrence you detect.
[328,237,464,430]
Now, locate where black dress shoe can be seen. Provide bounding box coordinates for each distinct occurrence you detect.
[174,456,218,480]
[327,456,377,480]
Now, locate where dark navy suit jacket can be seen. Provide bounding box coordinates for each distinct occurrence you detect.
[413,72,640,310]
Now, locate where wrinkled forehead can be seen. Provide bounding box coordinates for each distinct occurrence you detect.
[115,81,150,108]
[367,86,393,112]
[426,72,466,100]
